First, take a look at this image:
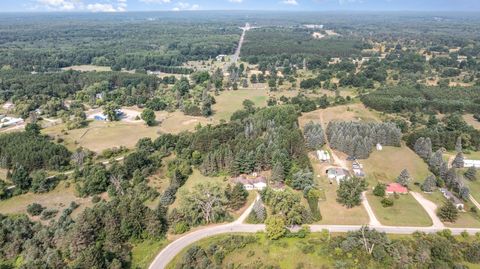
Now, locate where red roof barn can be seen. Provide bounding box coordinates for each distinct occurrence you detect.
[386,183,408,194]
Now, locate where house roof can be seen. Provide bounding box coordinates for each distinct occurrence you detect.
[440,188,464,205]
[327,168,346,177]
[233,175,266,185]
[386,183,408,193]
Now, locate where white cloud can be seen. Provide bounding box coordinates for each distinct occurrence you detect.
[35,0,127,12]
[36,0,82,11]
[140,0,171,3]
[87,3,116,12]
[282,0,298,5]
[229,0,243,3]
[173,2,200,11]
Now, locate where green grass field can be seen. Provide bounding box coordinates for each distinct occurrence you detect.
[0,181,93,221]
[131,239,169,269]
[367,193,432,227]
[167,233,334,269]
[169,169,227,210]
[362,144,431,186]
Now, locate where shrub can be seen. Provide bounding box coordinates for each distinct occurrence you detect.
[373,183,386,197]
[173,222,190,234]
[381,198,394,207]
[26,203,45,216]
[40,209,59,220]
[92,195,101,203]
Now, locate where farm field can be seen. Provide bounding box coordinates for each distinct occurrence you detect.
[366,193,432,227]
[299,103,381,129]
[212,88,299,121]
[167,233,334,269]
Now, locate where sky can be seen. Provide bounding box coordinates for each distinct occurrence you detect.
[2,0,480,13]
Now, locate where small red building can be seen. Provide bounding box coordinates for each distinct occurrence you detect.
[386,183,408,195]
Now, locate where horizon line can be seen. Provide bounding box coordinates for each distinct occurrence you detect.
[1,9,480,14]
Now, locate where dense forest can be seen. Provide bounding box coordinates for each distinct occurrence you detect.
[0,14,240,71]
[362,86,480,114]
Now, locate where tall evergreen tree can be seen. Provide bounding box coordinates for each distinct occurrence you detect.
[421,175,437,192]
[465,166,477,181]
[452,152,465,168]
[455,137,463,153]
[396,169,411,187]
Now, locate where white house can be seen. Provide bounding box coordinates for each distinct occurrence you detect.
[327,168,348,184]
[233,174,267,191]
[463,159,480,168]
[317,150,331,162]
[440,188,464,210]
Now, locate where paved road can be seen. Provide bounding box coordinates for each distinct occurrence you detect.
[150,222,480,269]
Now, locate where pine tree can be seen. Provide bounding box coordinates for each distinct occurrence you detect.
[437,200,459,222]
[271,162,285,182]
[304,122,325,150]
[429,150,444,174]
[226,183,248,210]
[465,167,477,181]
[396,169,411,187]
[459,186,470,201]
[455,137,463,153]
[445,168,458,188]
[452,152,465,168]
[439,161,448,180]
[421,175,437,192]
[414,137,432,160]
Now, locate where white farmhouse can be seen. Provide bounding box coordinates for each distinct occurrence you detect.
[233,174,267,191]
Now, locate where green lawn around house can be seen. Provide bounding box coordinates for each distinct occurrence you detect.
[366,193,432,227]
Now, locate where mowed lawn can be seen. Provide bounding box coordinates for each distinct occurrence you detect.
[421,191,480,228]
[367,193,432,227]
[362,144,431,185]
[167,233,334,269]
[309,156,370,225]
